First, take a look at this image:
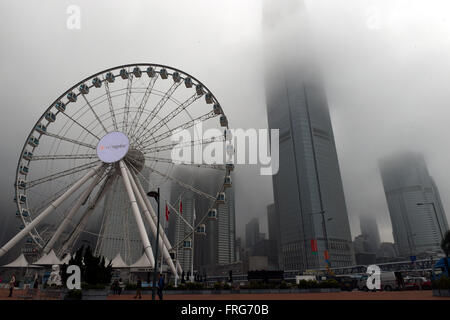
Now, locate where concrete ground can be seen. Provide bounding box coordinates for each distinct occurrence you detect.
[107,290,448,300]
[1,288,448,300]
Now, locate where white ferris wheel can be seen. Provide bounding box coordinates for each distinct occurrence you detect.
[1,63,234,278]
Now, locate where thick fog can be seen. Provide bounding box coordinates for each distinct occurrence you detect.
[1,0,450,255]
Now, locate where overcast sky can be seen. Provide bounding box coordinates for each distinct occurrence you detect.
[1,0,450,249]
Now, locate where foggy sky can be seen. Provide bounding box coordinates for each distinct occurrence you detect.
[1,0,450,251]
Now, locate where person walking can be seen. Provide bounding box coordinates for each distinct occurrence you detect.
[134,277,142,299]
[157,274,165,300]
[118,278,124,296]
[8,274,16,297]
[112,279,119,295]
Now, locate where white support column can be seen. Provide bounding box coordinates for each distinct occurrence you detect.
[0,163,103,259]
[131,171,175,247]
[58,174,115,257]
[43,166,105,254]
[119,161,155,268]
[124,165,178,278]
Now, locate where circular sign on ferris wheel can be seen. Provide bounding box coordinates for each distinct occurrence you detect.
[96,131,130,163]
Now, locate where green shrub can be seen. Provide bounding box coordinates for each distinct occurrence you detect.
[298,280,319,289]
[320,279,340,289]
[185,282,206,290]
[432,276,450,290]
[213,281,232,290]
[278,281,290,289]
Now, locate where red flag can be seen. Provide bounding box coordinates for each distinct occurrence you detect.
[310,239,318,253]
[165,204,170,221]
[179,200,183,214]
[324,250,329,260]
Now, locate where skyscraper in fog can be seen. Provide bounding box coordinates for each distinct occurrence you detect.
[359,215,381,253]
[263,0,354,270]
[379,151,449,257]
[245,218,260,249]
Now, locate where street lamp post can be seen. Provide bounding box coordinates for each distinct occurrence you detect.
[417,202,444,240]
[147,188,160,301]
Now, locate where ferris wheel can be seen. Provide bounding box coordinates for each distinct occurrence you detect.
[1,63,234,278]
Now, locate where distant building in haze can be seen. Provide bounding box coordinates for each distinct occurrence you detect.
[379,151,449,257]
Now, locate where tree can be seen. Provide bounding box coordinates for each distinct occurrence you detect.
[441,230,450,275]
[66,245,112,285]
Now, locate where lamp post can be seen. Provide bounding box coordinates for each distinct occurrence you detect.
[417,202,444,240]
[311,210,332,268]
[147,188,160,301]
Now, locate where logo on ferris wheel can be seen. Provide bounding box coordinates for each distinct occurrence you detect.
[96,131,130,163]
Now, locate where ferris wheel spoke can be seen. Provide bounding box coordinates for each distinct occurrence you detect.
[30,153,97,161]
[140,111,218,149]
[59,112,100,140]
[44,131,97,150]
[0,163,103,259]
[104,80,119,131]
[122,73,133,133]
[141,134,226,154]
[133,81,182,141]
[141,163,216,201]
[81,94,108,134]
[144,156,226,171]
[58,173,116,256]
[128,74,159,138]
[137,93,202,146]
[42,166,106,254]
[26,160,102,189]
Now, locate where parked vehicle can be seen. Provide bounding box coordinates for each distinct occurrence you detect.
[404,277,431,290]
[357,271,404,291]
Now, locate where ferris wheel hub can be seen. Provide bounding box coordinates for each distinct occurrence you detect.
[96,131,130,163]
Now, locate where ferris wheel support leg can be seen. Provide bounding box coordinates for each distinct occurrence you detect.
[124,165,178,278]
[58,174,116,257]
[0,163,103,259]
[130,170,183,275]
[43,166,106,255]
[119,161,155,268]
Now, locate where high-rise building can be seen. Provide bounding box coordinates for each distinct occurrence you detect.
[379,151,449,257]
[360,215,381,253]
[245,218,260,249]
[169,168,236,273]
[263,0,354,270]
[267,203,282,269]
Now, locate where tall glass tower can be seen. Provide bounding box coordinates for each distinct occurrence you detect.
[264,0,354,271]
[379,151,449,257]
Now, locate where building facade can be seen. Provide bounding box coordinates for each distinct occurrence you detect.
[379,151,449,257]
[263,0,354,271]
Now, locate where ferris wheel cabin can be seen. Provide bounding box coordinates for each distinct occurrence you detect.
[35,124,47,134]
[23,151,33,161]
[217,192,226,204]
[207,209,218,220]
[79,83,89,94]
[67,92,77,102]
[133,66,142,78]
[92,77,102,88]
[106,72,115,83]
[55,101,66,112]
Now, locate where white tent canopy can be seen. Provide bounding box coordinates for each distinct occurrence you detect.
[0,253,37,268]
[33,250,62,265]
[130,253,152,268]
[61,254,71,265]
[110,253,129,268]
